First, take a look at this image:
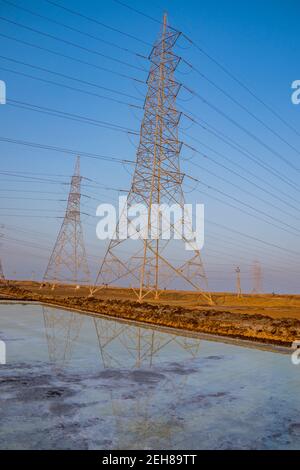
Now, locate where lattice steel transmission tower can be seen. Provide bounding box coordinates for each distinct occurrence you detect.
[0,258,5,282]
[43,156,90,287]
[251,260,263,294]
[0,228,5,282]
[235,266,242,297]
[93,14,211,304]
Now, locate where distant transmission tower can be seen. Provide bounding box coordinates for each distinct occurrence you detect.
[43,156,90,288]
[0,258,5,282]
[235,266,242,297]
[0,228,5,282]
[92,14,211,304]
[251,260,263,294]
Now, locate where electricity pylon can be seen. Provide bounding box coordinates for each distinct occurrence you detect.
[251,260,263,294]
[43,156,90,287]
[93,14,211,304]
[235,266,242,297]
[0,228,5,282]
[0,258,5,282]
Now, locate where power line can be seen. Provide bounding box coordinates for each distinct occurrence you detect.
[181,109,300,206]
[4,161,298,237]
[181,134,300,218]
[3,215,299,279]
[0,136,136,164]
[1,0,148,59]
[0,32,145,84]
[0,169,126,188]
[0,169,127,194]
[4,113,300,239]
[2,56,295,197]
[109,0,300,142]
[0,207,67,211]
[3,132,297,237]
[182,84,300,173]
[7,99,138,135]
[0,16,147,73]
[0,169,75,178]
[207,220,300,258]
[185,156,300,226]
[188,180,300,238]
[0,55,143,102]
[181,33,300,139]
[42,156,91,285]
[7,95,300,218]
[111,0,164,26]
[0,172,69,184]
[205,231,300,266]
[181,58,300,160]
[45,0,152,47]
[0,196,66,201]
[4,215,299,274]
[6,22,296,196]
[0,65,142,109]
[0,189,67,195]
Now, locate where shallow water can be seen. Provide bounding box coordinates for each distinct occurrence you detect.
[0,302,299,450]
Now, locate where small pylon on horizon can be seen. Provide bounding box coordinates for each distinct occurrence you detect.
[251,260,263,294]
[43,156,90,288]
[0,258,5,282]
[235,266,242,298]
[0,227,5,283]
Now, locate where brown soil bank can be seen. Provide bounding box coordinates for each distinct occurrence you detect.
[1,283,300,347]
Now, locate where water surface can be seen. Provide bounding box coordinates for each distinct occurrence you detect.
[0,302,299,450]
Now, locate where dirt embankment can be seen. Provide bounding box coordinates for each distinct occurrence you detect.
[1,284,299,347]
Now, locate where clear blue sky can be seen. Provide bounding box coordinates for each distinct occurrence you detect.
[0,0,299,293]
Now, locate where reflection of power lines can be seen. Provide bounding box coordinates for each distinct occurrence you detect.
[94,316,200,369]
[93,316,201,449]
[42,304,202,449]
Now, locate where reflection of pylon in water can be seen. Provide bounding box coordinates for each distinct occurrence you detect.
[41,307,201,448]
[94,318,159,369]
[93,316,201,448]
[43,306,84,366]
[43,156,90,288]
[251,260,263,294]
[94,316,201,369]
[92,14,211,305]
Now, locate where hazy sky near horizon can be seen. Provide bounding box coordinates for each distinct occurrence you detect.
[0,0,299,293]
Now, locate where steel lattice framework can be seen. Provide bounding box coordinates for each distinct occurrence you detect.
[0,228,5,282]
[92,14,211,304]
[43,156,90,287]
[0,258,5,282]
[252,260,263,294]
[235,266,242,297]
[43,305,84,366]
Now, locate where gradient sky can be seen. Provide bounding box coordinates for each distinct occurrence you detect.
[0,0,299,293]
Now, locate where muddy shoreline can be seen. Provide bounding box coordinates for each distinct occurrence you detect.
[1,284,299,348]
